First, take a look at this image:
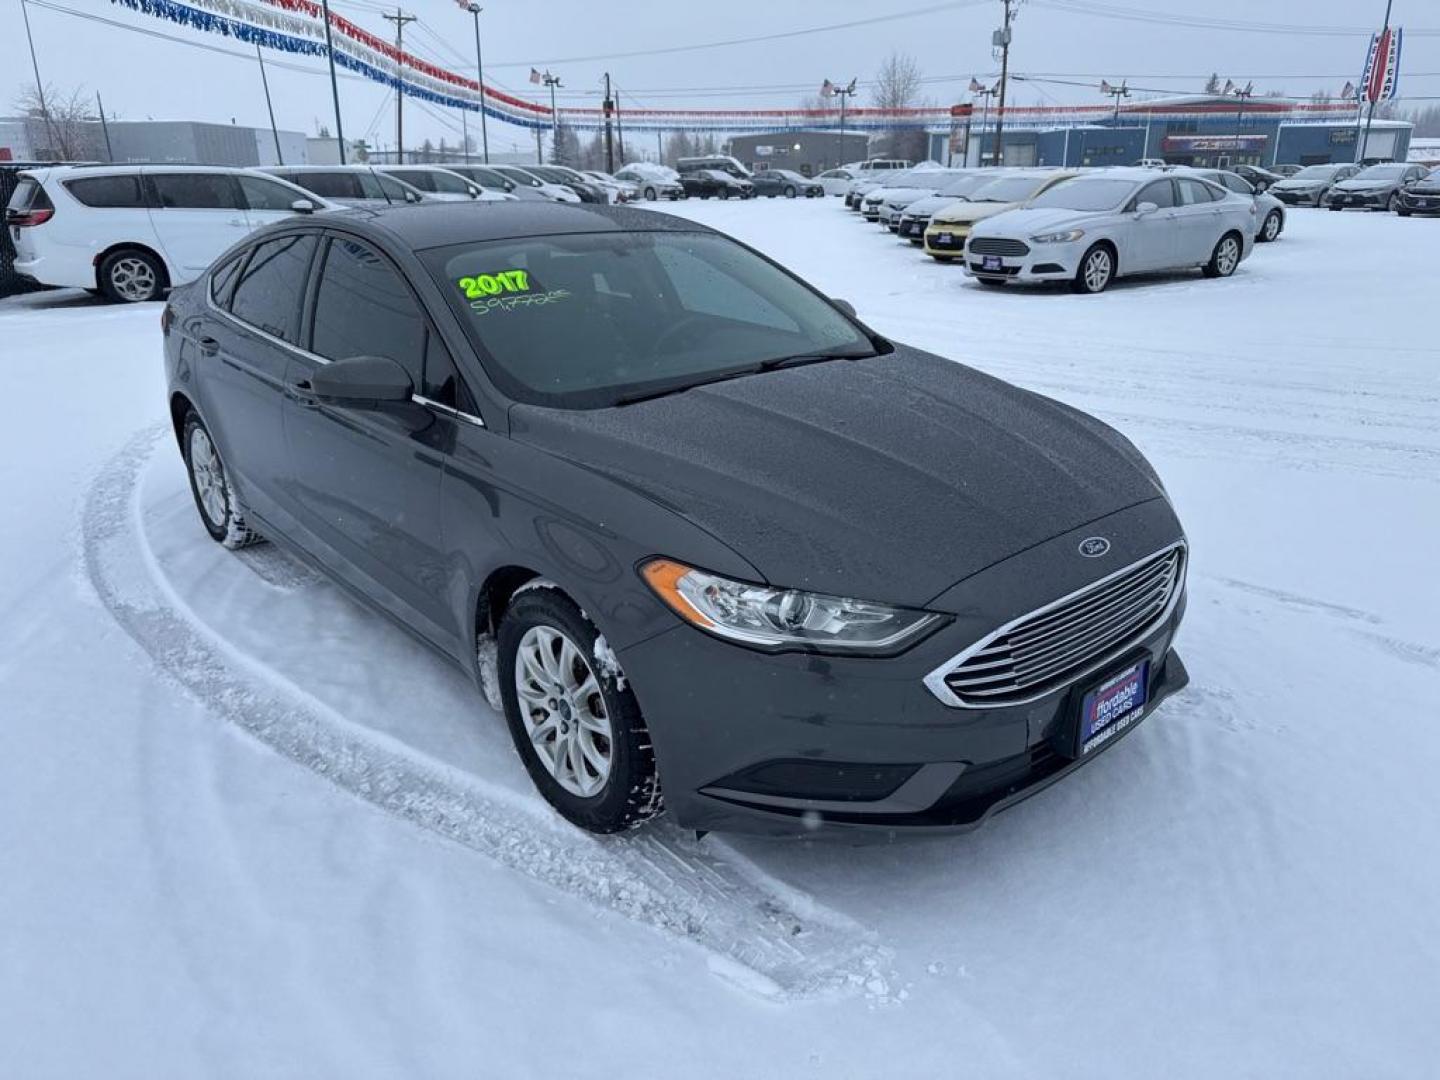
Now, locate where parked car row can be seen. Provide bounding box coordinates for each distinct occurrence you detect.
[841,164,1270,294]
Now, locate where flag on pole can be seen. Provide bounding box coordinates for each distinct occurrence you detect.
[1361,27,1403,103]
[529,68,542,85]
[1341,80,1355,100]
[820,79,834,98]
[969,77,984,93]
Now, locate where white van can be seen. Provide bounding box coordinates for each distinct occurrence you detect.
[5,164,330,302]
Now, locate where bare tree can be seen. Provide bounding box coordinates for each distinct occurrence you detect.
[14,82,102,161]
[872,52,926,161]
[1204,73,1222,95]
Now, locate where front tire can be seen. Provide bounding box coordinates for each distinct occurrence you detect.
[1387,193,1401,213]
[182,412,263,549]
[99,248,166,303]
[784,185,797,198]
[498,589,662,833]
[643,185,657,201]
[1203,232,1242,278]
[1072,243,1115,294]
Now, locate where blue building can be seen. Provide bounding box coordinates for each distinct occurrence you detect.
[933,95,1413,170]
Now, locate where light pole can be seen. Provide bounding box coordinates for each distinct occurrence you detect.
[1230,81,1254,167]
[461,2,490,164]
[1102,78,1129,121]
[972,83,997,166]
[318,0,346,163]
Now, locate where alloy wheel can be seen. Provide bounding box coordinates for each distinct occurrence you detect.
[1083,249,1112,293]
[1216,236,1240,275]
[514,625,613,798]
[110,256,157,302]
[188,426,227,528]
[1263,211,1281,241]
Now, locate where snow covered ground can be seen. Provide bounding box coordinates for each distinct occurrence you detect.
[2,200,1437,1078]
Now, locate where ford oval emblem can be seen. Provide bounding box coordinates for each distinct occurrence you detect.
[1078,536,1111,558]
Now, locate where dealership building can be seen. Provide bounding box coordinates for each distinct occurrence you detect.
[942,95,1413,170]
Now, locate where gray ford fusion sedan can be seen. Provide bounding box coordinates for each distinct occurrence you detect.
[162,201,1189,836]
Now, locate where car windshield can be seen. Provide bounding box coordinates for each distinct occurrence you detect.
[1424,167,1440,181]
[1027,177,1135,211]
[1355,164,1406,181]
[1289,165,1339,181]
[455,167,510,190]
[936,174,988,197]
[499,168,543,188]
[971,175,1052,202]
[423,231,874,409]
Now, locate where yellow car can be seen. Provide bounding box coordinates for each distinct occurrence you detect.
[924,170,1081,261]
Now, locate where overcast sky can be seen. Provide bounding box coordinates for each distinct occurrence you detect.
[6,0,1436,156]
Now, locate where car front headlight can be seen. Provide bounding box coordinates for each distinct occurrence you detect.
[1030,229,1085,243]
[641,559,942,652]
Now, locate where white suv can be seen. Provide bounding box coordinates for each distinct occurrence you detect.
[4,164,330,302]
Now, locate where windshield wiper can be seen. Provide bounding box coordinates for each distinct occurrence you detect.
[613,349,875,407]
[756,348,874,372]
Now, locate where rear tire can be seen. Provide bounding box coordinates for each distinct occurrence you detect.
[1071,243,1115,294]
[784,185,797,198]
[1388,193,1401,213]
[99,248,166,303]
[182,411,263,550]
[498,588,663,833]
[1259,209,1282,242]
[1203,232,1242,279]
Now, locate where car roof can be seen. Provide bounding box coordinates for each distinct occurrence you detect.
[261,164,383,173]
[310,201,713,250]
[35,163,260,177]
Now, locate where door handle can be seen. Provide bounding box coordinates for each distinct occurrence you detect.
[286,377,318,407]
[198,336,219,357]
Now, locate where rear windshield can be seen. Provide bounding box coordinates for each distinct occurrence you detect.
[422,230,870,409]
[6,177,52,213]
[1028,178,1136,211]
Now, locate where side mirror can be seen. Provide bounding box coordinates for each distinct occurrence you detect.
[406,190,423,204]
[1134,201,1159,217]
[291,198,318,214]
[310,356,413,407]
[832,298,858,318]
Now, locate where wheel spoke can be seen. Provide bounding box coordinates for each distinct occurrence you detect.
[512,623,615,798]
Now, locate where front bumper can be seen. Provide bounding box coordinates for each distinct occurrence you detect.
[923,222,977,256]
[1328,190,1388,209]
[898,215,930,241]
[618,500,1189,835]
[1397,191,1440,213]
[961,237,1086,282]
[1272,189,1322,206]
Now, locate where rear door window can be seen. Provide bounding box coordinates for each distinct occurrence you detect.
[64,174,148,208]
[395,170,436,193]
[227,233,319,343]
[291,172,363,199]
[150,173,244,210]
[1177,178,1219,204]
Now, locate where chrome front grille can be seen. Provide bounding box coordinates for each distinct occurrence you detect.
[927,544,1186,708]
[967,237,1031,257]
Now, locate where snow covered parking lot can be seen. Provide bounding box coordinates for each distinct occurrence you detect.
[2,199,1438,1078]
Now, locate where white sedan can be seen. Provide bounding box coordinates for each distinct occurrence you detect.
[963,168,1256,294]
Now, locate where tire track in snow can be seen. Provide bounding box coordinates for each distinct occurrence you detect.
[82,428,892,1002]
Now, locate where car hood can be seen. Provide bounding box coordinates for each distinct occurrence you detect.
[1273,177,1328,190]
[508,346,1164,609]
[968,206,1092,237]
[1407,180,1440,194]
[903,194,963,217]
[879,187,937,207]
[931,200,1020,225]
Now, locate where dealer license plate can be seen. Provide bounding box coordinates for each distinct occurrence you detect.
[1077,660,1149,756]
[982,255,1004,271]
[936,232,954,245]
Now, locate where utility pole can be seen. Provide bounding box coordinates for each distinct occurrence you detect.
[95,91,114,162]
[318,0,347,163]
[614,84,626,165]
[19,0,59,157]
[830,78,857,170]
[255,44,283,164]
[542,71,562,163]
[603,72,616,173]
[383,8,416,165]
[973,84,997,165]
[1231,81,1254,167]
[993,0,1016,166]
[1103,79,1129,121]
[1360,0,1395,163]
[463,3,490,163]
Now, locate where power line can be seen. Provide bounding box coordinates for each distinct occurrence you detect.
[484,0,992,68]
[1033,0,1437,38]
